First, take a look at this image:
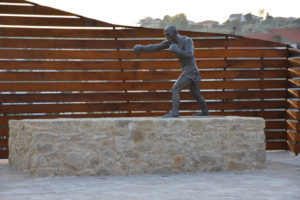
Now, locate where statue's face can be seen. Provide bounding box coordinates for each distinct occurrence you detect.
[164,28,177,42]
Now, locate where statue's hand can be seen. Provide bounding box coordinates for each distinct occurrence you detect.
[170,43,179,54]
[133,45,143,54]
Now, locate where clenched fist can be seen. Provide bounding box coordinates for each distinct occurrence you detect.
[169,43,179,54]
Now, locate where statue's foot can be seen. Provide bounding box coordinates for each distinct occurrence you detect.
[162,112,179,118]
[192,111,210,116]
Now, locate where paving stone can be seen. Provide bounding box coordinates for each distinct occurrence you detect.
[0,151,299,200]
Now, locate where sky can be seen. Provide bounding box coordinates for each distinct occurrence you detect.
[29,0,300,26]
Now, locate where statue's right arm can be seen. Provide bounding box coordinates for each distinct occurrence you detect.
[133,40,170,54]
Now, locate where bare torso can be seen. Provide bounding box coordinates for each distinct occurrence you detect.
[172,35,197,69]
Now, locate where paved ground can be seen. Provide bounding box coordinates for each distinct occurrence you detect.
[0,151,299,200]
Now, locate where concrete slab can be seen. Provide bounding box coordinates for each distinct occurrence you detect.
[0,151,300,200]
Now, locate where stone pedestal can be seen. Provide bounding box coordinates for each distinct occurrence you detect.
[9,116,266,177]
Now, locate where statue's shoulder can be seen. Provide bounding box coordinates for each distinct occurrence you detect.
[182,35,192,41]
[182,36,193,45]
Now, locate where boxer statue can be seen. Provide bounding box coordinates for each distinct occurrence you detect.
[133,25,209,118]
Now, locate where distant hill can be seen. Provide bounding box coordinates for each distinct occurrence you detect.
[139,14,300,36]
[195,17,300,36]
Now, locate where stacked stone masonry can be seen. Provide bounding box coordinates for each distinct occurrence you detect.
[9,117,266,177]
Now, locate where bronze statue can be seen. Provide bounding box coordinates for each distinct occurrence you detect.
[133,25,209,118]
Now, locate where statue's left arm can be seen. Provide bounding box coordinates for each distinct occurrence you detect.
[170,38,194,58]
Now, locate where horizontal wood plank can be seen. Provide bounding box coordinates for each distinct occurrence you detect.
[0,80,287,91]
[265,131,287,140]
[0,5,34,14]
[0,90,287,103]
[0,127,8,137]
[0,138,8,148]
[266,121,286,129]
[266,141,287,150]
[0,16,114,27]
[0,27,120,37]
[0,150,8,159]
[0,27,222,38]
[121,28,228,38]
[0,38,121,49]
[0,100,286,114]
[219,111,286,119]
[0,59,287,70]
[0,38,231,49]
[224,38,287,47]
[0,70,287,81]
[0,4,76,15]
[0,49,288,59]
[0,38,288,49]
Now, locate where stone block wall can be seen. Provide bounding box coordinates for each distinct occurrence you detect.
[9,117,266,177]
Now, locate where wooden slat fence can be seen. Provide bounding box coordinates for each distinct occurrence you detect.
[287,48,300,154]
[0,0,293,158]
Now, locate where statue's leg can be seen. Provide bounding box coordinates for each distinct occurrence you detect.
[190,81,209,116]
[162,74,191,118]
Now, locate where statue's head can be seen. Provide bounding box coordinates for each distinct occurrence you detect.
[164,25,178,42]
